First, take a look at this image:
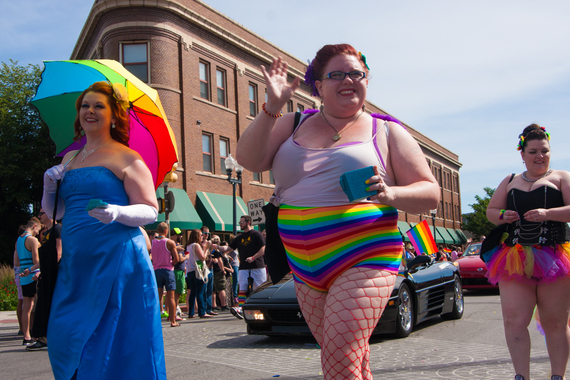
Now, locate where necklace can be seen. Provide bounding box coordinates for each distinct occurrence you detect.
[321,110,364,141]
[81,139,112,162]
[521,168,553,182]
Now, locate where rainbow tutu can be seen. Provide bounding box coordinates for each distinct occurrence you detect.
[485,243,570,285]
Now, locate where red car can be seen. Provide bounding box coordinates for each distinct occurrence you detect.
[455,243,497,289]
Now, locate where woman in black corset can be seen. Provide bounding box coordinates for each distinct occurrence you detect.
[485,124,570,380]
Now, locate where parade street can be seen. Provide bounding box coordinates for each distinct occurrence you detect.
[0,289,566,380]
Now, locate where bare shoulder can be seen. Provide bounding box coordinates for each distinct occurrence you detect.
[113,142,143,166]
[553,170,570,181]
[62,150,80,169]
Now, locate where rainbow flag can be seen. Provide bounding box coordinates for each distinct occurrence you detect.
[406,220,437,255]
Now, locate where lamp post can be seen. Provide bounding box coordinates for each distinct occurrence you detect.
[225,154,243,236]
[430,209,437,243]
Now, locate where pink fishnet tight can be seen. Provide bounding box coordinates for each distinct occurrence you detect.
[296,268,395,380]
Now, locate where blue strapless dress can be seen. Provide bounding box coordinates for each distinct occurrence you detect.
[48,167,166,380]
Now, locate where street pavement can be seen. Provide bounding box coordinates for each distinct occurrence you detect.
[0,292,568,380]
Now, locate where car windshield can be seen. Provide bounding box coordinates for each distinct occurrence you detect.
[463,243,482,257]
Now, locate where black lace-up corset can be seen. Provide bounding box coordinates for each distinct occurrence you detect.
[505,186,570,246]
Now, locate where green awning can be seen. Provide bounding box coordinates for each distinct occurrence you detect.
[436,227,455,244]
[397,221,410,242]
[455,229,468,244]
[146,188,203,230]
[447,228,461,244]
[195,191,248,232]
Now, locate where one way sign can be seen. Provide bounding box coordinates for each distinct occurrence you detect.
[247,198,266,226]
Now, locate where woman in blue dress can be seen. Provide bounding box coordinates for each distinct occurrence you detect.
[42,81,166,380]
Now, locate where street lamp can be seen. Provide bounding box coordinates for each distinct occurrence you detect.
[225,154,243,236]
[430,209,437,242]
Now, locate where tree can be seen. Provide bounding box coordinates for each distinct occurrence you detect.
[461,187,496,240]
[0,60,58,264]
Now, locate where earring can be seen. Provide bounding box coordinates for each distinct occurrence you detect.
[80,129,85,136]
[112,123,116,129]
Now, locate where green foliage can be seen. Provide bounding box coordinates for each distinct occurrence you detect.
[0,60,59,264]
[0,264,18,311]
[461,187,496,240]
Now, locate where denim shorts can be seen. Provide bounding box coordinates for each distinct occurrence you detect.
[155,268,176,291]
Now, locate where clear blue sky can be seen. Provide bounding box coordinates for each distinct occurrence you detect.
[2,0,569,214]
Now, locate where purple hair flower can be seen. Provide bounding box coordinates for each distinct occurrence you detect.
[304,59,319,97]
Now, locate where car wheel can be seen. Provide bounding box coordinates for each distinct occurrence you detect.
[442,275,464,320]
[394,283,413,338]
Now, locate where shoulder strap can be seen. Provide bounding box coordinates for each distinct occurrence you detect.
[508,173,515,183]
[293,112,301,132]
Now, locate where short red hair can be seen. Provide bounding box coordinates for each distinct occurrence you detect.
[312,44,368,81]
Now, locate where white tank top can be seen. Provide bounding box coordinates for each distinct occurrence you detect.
[272,114,396,207]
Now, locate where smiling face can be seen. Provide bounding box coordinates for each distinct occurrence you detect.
[315,54,368,113]
[79,91,115,134]
[521,138,550,175]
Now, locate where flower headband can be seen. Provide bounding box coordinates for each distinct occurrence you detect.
[303,59,319,97]
[517,126,550,151]
[111,82,129,111]
[303,51,371,97]
[359,52,370,70]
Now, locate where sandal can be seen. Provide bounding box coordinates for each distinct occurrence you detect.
[170,322,181,327]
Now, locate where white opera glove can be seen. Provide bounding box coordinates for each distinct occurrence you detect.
[42,164,66,220]
[43,164,65,193]
[88,204,158,227]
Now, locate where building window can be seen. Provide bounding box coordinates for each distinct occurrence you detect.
[122,43,149,83]
[432,166,442,187]
[253,172,260,182]
[269,170,275,185]
[216,69,226,106]
[445,202,449,219]
[297,104,304,112]
[453,175,459,193]
[199,61,210,100]
[202,134,212,172]
[219,138,229,173]
[249,83,257,116]
[287,100,293,113]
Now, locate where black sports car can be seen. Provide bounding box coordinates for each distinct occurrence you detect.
[243,255,464,338]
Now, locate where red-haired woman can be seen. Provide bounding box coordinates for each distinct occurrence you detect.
[42,81,165,379]
[485,124,570,380]
[236,44,440,379]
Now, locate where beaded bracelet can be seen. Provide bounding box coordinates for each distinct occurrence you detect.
[262,103,283,118]
[499,209,505,220]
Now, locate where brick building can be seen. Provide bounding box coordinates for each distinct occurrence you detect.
[71,0,466,245]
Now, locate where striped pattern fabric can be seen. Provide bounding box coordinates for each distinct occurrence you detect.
[406,219,438,255]
[278,203,403,292]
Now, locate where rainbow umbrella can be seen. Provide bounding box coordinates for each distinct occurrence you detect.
[31,60,178,189]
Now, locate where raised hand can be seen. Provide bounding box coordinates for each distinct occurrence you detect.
[260,56,301,114]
